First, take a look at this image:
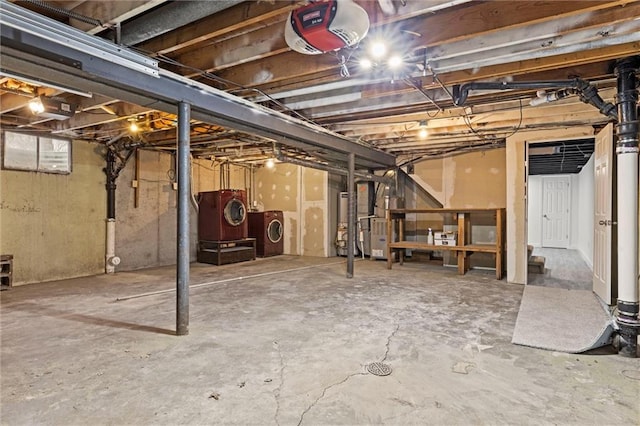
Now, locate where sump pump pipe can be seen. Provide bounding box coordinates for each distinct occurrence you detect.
[614,56,640,358]
[452,79,618,120]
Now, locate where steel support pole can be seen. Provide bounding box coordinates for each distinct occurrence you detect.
[176,101,191,336]
[614,56,640,357]
[346,152,356,278]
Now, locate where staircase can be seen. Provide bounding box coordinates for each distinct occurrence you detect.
[527,245,545,274]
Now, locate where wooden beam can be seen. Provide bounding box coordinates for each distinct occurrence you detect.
[139,1,299,55]
[210,1,630,90]
[170,22,290,73]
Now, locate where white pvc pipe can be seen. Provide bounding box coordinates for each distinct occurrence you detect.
[617,152,639,303]
[105,218,119,274]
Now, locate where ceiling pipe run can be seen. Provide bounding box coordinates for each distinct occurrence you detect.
[613,55,639,358]
[453,79,618,121]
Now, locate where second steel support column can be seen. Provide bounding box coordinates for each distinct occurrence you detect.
[176,101,191,336]
[347,152,355,278]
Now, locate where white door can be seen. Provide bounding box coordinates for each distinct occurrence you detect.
[593,123,613,304]
[542,176,570,248]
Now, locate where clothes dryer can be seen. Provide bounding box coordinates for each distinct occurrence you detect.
[198,189,248,241]
[248,210,284,257]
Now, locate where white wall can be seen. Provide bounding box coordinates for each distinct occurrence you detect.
[577,155,595,267]
[526,155,594,268]
[527,177,543,247]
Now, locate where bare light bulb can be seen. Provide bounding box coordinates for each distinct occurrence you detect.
[388,55,403,69]
[360,58,373,70]
[265,158,275,169]
[129,121,139,132]
[418,120,428,139]
[369,41,387,59]
[28,97,45,114]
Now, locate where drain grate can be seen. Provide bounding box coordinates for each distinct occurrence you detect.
[367,362,392,376]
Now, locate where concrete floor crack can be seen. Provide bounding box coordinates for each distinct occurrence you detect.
[273,341,284,426]
[296,372,367,426]
[381,323,400,362]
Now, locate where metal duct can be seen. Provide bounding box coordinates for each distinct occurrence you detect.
[614,56,640,358]
[114,1,244,46]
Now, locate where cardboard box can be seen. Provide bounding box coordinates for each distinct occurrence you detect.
[434,231,457,246]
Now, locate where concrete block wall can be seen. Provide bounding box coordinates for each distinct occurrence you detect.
[0,140,106,284]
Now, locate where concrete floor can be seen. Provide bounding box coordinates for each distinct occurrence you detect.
[1,256,639,425]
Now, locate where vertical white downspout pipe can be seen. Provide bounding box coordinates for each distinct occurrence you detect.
[614,56,639,357]
[105,218,119,273]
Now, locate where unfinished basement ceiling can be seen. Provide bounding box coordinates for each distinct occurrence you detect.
[528,139,595,175]
[1,0,639,173]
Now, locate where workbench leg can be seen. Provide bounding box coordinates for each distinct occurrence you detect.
[457,251,470,275]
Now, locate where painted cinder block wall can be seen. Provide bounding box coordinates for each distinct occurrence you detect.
[0,140,106,284]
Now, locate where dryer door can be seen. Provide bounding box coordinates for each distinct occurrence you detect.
[223,198,246,226]
[267,219,283,243]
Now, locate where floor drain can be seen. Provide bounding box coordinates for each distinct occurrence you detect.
[367,362,392,376]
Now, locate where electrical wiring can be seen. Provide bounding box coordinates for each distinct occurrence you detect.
[396,139,506,167]
[128,46,320,127]
[403,78,443,115]
[460,98,523,142]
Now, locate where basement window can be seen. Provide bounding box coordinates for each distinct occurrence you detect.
[1,131,71,174]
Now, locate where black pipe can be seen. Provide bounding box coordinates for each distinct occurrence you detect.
[453,78,618,120]
[105,150,117,220]
[176,101,191,336]
[615,57,640,151]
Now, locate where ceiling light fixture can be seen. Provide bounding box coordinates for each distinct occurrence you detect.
[128,118,139,132]
[360,58,373,70]
[369,40,388,59]
[265,158,275,169]
[418,120,429,139]
[27,96,75,120]
[28,97,45,114]
[388,55,403,69]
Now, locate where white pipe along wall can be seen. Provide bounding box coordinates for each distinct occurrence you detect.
[105,218,120,273]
